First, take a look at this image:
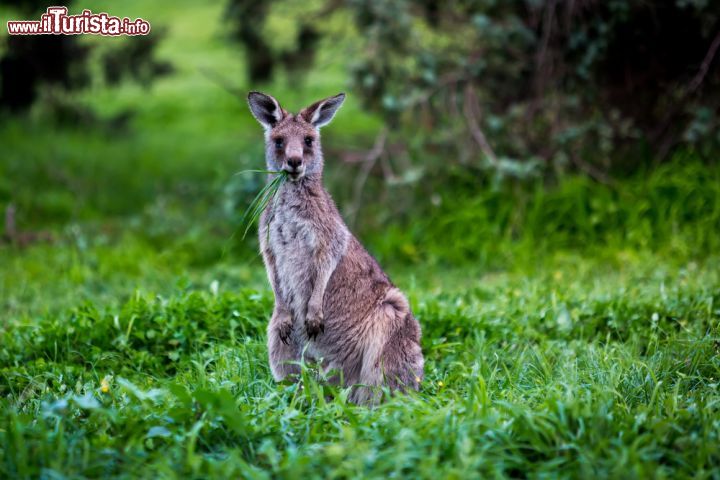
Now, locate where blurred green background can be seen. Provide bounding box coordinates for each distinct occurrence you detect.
[1,0,718,271]
[1,1,720,477]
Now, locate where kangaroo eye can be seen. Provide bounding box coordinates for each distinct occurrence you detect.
[304,136,313,147]
[274,138,284,149]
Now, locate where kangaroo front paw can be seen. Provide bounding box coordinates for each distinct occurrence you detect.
[305,304,324,339]
[277,318,294,345]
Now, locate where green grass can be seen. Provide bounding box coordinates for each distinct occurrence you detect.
[237,170,288,239]
[1,241,719,478]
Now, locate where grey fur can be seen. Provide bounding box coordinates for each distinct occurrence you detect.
[247,92,424,403]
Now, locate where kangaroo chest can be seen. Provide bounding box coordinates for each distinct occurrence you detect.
[264,189,320,317]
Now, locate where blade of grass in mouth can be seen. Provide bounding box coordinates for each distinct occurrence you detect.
[233,169,287,176]
[237,170,288,239]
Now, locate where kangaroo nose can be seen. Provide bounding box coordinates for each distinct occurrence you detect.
[287,157,302,169]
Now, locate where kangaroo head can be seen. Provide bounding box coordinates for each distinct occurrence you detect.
[247,92,345,181]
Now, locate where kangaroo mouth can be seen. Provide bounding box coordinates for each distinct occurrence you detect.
[285,169,304,181]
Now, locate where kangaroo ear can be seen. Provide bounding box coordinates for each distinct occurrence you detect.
[247,91,284,129]
[300,93,346,128]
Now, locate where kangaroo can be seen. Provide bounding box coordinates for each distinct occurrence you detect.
[247,91,424,403]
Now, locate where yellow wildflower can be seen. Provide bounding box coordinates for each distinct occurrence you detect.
[100,376,111,393]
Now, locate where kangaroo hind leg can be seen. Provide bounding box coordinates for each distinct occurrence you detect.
[267,308,301,381]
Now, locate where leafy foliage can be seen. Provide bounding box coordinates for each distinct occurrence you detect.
[347,0,720,173]
[229,0,720,180]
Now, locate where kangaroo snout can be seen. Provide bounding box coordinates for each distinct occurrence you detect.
[287,157,302,169]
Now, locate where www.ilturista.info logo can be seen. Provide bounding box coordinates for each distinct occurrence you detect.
[7,6,151,36]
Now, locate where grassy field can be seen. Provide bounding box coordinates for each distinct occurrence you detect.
[1,241,719,478]
[2,0,720,478]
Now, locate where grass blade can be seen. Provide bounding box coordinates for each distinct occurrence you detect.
[237,170,288,239]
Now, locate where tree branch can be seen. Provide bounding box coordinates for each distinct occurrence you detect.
[347,128,388,225]
[463,84,499,166]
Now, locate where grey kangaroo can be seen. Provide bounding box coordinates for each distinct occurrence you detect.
[247,91,424,403]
